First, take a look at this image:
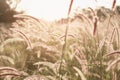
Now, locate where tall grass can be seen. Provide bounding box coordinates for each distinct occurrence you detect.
[59,0,74,80]
[0,0,120,80]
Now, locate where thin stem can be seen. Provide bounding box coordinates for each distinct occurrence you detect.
[59,0,74,79]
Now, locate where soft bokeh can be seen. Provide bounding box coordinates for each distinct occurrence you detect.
[16,0,120,21]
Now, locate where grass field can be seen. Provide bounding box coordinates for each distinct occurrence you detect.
[0,0,120,80]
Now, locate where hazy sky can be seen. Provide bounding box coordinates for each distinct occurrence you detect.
[17,0,120,21]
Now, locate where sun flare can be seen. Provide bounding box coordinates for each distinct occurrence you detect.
[16,0,120,21]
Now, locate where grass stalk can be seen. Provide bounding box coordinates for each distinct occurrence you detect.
[59,0,74,80]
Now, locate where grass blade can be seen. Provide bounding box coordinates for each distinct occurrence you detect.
[73,67,86,80]
[106,57,120,72]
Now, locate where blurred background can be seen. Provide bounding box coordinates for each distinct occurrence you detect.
[16,0,120,21]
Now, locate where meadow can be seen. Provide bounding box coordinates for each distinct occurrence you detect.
[0,0,120,80]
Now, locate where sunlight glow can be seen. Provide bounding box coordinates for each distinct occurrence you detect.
[16,0,120,21]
